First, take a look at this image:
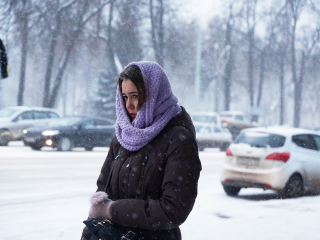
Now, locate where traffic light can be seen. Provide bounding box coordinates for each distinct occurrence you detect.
[0,39,8,79]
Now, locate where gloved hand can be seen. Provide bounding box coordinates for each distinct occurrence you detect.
[88,191,114,220]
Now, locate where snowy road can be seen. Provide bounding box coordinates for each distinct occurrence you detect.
[0,142,319,240]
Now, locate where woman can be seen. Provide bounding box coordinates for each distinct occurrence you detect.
[82,61,201,240]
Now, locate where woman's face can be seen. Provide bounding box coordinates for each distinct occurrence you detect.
[121,79,139,120]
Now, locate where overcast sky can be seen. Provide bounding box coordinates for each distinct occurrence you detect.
[182,0,223,27]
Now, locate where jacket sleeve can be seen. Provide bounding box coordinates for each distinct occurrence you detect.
[110,131,202,230]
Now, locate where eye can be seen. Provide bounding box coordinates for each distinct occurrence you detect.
[133,95,138,98]
[122,95,128,101]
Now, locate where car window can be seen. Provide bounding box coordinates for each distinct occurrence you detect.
[222,127,230,133]
[220,114,232,118]
[243,116,251,123]
[48,117,80,126]
[199,126,211,134]
[235,115,243,121]
[81,118,94,127]
[292,134,317,150]
[48,112,59,118]
[34,111,48,119]
[214,127,221,133]
[209,116,217,124]
[205,126,211,133]
[235,132,286,148]
[15,111,33,121]
[311,135,320,151]
[94,119,112,126]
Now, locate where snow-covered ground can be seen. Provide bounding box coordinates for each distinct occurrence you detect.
[0,142,319,240]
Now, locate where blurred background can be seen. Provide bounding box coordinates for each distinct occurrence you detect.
[0,0,320,128]
[1,2,320,239]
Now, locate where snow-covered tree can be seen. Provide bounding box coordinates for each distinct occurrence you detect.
[93,69,117,121]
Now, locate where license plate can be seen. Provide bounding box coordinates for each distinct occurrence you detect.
[25,137,35,143]
[237,157,260,166]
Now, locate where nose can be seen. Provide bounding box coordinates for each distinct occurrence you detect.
[126,98,134,109]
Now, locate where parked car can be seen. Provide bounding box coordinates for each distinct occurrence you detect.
[191,112,221,126]
[0,106,60,146]
[220,111,258,139]
[23,116,115,151]
[221,127,320,198]
[194,122,232,151]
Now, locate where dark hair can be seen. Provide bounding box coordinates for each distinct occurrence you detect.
[118,65,146,107]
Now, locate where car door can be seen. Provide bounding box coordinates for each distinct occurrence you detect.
[242,115,253,128]
[213,126,223,143]
[292,134,319,191]
[33,110,50,126]
[200,126,211,142]
[234,115,245,129]
[75,118,97,147]
[93,119,115,147]
[11,111,34,139]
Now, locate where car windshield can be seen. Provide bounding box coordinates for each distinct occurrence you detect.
[0,108,18,118]
[234,132,286,148]
[220,114,233,118]
[47,117,80,127]
[192,115,217,124]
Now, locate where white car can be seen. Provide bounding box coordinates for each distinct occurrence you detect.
[0,106,60,146]
[221,127,320,198]
[191,112,221,126]
[194,122,232,151]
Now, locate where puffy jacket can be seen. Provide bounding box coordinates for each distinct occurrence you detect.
[84,107,201,240]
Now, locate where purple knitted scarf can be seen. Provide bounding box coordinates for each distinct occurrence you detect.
[115,61,182,151]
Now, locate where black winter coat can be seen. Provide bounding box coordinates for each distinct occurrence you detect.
[83,107,201,240]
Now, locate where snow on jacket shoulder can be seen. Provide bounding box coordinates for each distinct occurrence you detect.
[96,107,201,240]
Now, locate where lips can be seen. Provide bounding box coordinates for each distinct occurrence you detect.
[130,113,136,119]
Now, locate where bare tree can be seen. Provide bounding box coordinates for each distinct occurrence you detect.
[223,4,235,111]
[1,0,36,106]
[274,5,289,125]
[38,0,110,108]
[40,0,77,107]
[285,0,320,127]
[149,0,164,66]
[114,0,143,67]
[244,0,259,109]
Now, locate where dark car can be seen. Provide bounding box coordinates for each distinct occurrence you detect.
[23,116,115,151]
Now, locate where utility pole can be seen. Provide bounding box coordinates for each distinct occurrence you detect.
[194,25,202,111]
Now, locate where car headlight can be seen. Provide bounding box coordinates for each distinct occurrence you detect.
[41,130,60,136]
[23,129,27,134]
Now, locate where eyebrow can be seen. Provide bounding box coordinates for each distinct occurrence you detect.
[122,91,138,95]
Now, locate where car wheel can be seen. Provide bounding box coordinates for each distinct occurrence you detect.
[0,130,10,146]
[220,142,230,151]
[281,174,304,198]
[57,137,73,151]
[223,185,241,196]
[30,144,42,151]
